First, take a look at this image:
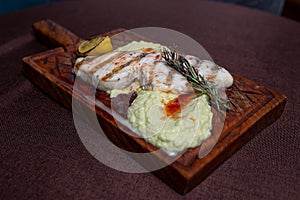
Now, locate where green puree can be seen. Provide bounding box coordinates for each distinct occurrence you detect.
[127,90,213,153]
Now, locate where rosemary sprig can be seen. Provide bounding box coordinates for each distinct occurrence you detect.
[162,49,229,112]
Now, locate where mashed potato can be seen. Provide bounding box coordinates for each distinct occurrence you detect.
[127,90,212,153]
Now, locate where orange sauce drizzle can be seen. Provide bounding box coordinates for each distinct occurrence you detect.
[164,93,193,118]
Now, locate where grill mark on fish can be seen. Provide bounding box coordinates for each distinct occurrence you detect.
[166,70,174,87]
[102,54,146,81]
[154,54,161,60]
[88,52,126,75]
[205,74,217,81]
[143,55,158,87]
[74,58,85,71]
[142,48,156,53]
[74,56,102,73]
[148,65,155,86]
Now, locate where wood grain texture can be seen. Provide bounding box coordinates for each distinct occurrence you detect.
[33,19,81,49]
[22,20,286,194]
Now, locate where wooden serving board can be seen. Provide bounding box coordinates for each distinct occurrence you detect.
[22,20,286,194]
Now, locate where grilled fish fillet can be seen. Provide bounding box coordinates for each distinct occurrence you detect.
[74,49,233,94]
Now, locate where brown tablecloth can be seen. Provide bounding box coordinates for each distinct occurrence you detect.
[0,0,299,199]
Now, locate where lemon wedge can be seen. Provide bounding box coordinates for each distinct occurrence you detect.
[77,36,113,56]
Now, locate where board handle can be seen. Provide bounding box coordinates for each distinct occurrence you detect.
[32,19,81,49]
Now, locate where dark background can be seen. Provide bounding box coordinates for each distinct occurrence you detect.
[1,0,300,22]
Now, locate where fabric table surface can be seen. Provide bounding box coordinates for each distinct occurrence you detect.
[0,0,299,199]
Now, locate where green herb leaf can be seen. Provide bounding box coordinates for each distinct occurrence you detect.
[162,48,230,112]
